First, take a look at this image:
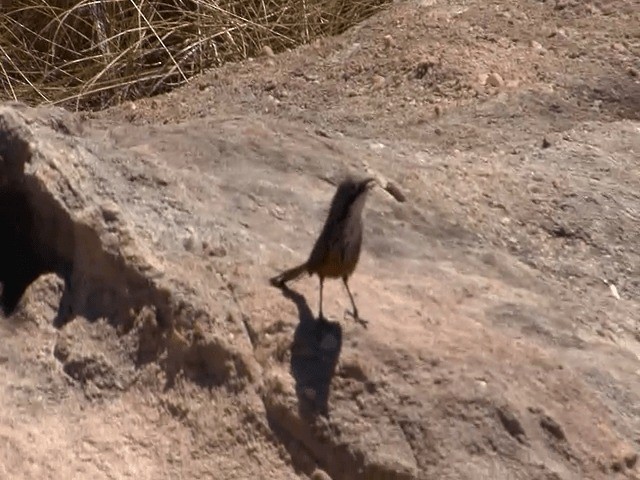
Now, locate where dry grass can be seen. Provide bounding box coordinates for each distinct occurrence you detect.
[0,0,389,110]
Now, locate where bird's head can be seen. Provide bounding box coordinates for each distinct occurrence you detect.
[341,175,377,198]
[330,174,377,219]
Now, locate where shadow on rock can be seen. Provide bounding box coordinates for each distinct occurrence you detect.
[277,285,342,417]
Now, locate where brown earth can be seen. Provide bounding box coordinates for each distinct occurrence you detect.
[1,0,640,479]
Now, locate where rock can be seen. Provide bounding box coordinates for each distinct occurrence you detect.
[101,200,121,222]
[310,468,332,480]
[0,45,638,479]
[10,273,65,327]
[0,102,259,398]
[539,414,566,441]
[487,72,504,87]
[383,34,395,49]
[477,73,489,86]
[414,58,436,79]
[265,369,295,396]
[207,244,227,257]
[183,234,197,252]
[585,3,601,14]
[530,40,543,50]
[371,74,386,89]
[542,137,551,149]
[261,45,275,57]
[496,406,527,443]
[609,446,639,472]
[624,451,638,469]
[612,42,626,53]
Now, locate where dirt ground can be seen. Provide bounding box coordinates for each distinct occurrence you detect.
[1,0,639,479]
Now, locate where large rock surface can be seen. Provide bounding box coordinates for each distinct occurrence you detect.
[1,0,639,478]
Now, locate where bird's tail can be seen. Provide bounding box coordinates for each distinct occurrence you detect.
[269,263,308,287]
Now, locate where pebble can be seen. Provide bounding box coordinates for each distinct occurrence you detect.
[383,34,395,49]
[310,468,332,480]
[371,74,386,88]
[183,235,197,252]
[529,40,543,51]
[487,72,504,87]
[261,45,275,57]
[101,201,121,222]
[612,42,626,53]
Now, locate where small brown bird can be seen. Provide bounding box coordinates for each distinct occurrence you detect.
[270,175,376,325]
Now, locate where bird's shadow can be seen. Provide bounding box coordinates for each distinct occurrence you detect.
[277,284,342,417]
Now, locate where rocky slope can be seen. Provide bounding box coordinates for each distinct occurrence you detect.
[1,0,639,478]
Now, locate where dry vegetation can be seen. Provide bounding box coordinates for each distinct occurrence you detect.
[0,0,389,110]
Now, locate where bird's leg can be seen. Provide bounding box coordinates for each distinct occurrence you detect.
[318,276,325,320]
[343,276,367,326]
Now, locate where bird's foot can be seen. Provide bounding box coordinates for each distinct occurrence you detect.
[269,276,285,289]
[345,309,368,328]
[355,316,369,328]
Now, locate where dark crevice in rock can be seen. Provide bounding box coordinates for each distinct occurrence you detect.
[0,132,170,330]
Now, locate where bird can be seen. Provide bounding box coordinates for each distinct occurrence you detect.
[270,174,376,326]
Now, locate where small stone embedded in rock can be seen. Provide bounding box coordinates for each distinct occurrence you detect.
[612,43,626,53]
[487,72,504,87]
[414,58,436,79]
[542,137,551,149]
[539,414,566,441]
[311,468,332,480]
[210,245,227,257]
[371,74,386,89]
[101,201,121,222]
[610,448,638,472]
[496,406,527,442]
[183,235,197,252]
[530,40,543,50]
[383,34,395,49]
[624,451,638,469]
